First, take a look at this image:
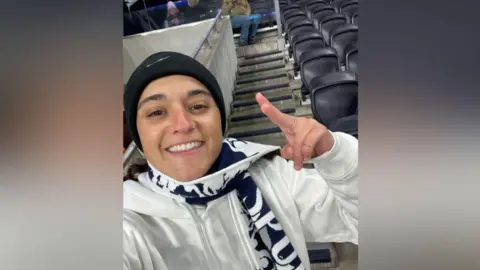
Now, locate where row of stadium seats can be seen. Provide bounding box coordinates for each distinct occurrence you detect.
[280,0,358,137]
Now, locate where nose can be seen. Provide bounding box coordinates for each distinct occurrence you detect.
[171,108,195,133]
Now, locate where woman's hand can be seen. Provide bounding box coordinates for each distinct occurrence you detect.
[256,93,334,171]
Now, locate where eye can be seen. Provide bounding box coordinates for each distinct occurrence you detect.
[190,103,209,113]
[147,109,166,118]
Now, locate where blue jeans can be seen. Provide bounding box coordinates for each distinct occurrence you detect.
[231,14,261,44]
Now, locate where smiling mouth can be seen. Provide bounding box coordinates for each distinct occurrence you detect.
[166,141,204,153]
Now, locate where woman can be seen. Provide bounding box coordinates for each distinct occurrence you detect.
[222,0,261,46]
[123,51,358,270]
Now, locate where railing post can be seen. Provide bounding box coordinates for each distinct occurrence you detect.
[272,0,285,50]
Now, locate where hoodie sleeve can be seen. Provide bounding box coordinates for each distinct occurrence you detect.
[274,132,358,244]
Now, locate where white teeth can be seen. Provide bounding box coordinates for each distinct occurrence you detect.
[168,141,202,152]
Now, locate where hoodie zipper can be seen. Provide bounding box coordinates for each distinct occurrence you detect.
[185,205,221,270]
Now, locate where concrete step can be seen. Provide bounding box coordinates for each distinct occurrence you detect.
[236,71,289,85]
[237,59,286,76]
[235,33,279,47]
[240,132,287,147]
[233,87,293,102]
[232,99,296,114]
[227,121,282,139]
[235,76,291,92]
[235,81,291,96]
[295,105,314,118]
[236,42,280,59]
[229,106,296,128]
[229,112,294,128]
[234,86,295,101]
[232,94,293,108]
[229,115,276,129]
[234,28,278,41]
[228,107,313,128]
[238,52,285,67]
[237,62,294,80]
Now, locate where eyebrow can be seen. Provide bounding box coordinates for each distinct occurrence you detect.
[188,89,212,98]
[137,89,212,110]
[138,93,166,109]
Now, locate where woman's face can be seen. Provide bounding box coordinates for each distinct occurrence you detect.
[136,75,223,181]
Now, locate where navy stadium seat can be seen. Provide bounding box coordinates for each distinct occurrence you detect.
[316,13,348,45]
[299,48,340,92]
[339,0,358,18]
[287,19,316,45]
[291,32,325,69]
[310,71,358,127]
[305,1,328,18]
[345,42,358,74]
[330,0,346,11]
[330,24,358,63]
[311,5,336,24]
[329,115,358,138]
[291,0,311,9]
[281,5,302,24]
[285,12,309,32]
[352,12,358,25]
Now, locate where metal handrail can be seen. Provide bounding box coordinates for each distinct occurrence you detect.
[192,10,223,58]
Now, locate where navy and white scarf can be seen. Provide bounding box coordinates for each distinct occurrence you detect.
[147,138,305,270]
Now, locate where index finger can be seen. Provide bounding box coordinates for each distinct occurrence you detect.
[255,92,294,129]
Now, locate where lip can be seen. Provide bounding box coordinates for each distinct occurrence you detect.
[165,140,204,149]
[165,140,205,156]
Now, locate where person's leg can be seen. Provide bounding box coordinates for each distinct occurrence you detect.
[248,14,262,43]
[231,15,251,46]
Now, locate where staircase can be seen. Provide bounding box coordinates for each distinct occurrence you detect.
[227,27,313,147]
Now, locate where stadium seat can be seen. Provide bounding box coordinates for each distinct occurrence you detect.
[310,71,358,127]
[345,43,358,74]
[330,24,358,63]
[291,32,325,70]
[317,13,349,45]
[291,0,311,9]
[299,48,340,92]
[287,19,316,45]
[329,114,358,138]
[330,0,346,11]
[281,5,302,25]
[305,1,328,19]
[284,12,309,33]
[311,5,336,24]
[352,12,358,25]
[338,0,358,17]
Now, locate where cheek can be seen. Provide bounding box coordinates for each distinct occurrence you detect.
[137,121,164,148]
[202,112,222,136]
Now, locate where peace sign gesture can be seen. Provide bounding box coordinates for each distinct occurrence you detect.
[256,93,335,171]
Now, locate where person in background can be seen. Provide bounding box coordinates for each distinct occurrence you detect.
[222,0,261,46]
[124,0,186,31]
[167,0,221,26]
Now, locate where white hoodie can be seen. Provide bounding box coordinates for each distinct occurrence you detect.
[123,132,358,270]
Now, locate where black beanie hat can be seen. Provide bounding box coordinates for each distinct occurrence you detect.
[124,51,226,151]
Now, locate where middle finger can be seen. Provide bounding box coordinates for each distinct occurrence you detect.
[293,121,313,170]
